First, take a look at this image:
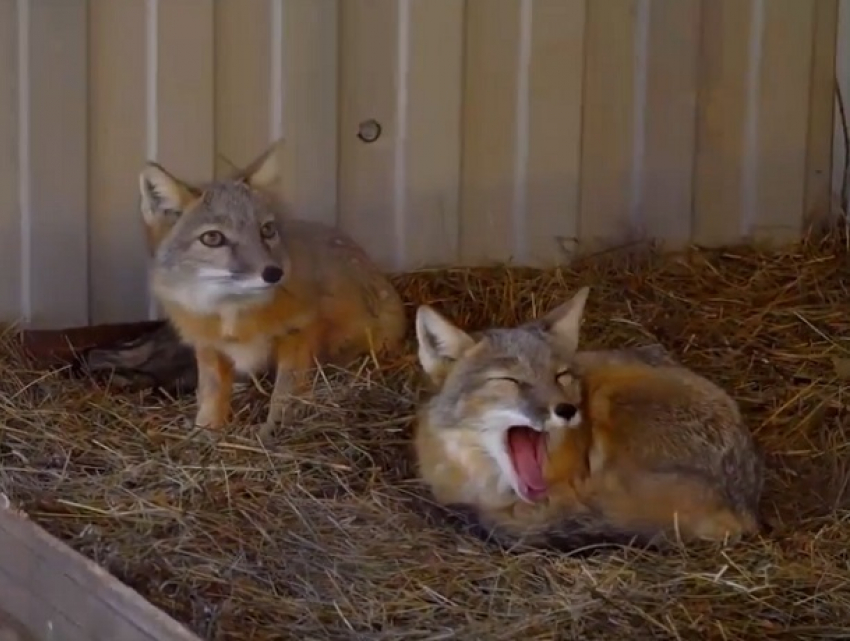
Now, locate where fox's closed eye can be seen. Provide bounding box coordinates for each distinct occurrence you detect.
[488,376,526,387]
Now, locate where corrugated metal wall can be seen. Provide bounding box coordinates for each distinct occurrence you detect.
[0,0,846,330]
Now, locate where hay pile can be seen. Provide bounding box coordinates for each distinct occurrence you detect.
[1,230,849,640]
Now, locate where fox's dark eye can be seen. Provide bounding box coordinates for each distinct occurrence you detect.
[199,230,226,247]
[489,376,525,387]
[260,221,277,240]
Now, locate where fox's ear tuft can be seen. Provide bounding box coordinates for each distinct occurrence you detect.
[239,138,283,192]
[415,305,475,382]
[537,286,590,354]
[138,163,197,226]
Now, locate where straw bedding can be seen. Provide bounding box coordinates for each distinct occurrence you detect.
[0,229,849,640]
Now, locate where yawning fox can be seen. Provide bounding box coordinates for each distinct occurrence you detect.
[413,287,764,550]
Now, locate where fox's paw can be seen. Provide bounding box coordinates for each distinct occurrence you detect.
[256,421,279,446]
[180,417,221,442]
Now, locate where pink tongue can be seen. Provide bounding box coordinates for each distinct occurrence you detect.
[507,428,546,492]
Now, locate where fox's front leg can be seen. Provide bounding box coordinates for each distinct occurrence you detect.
[193,346,234,429]
[257,335,312,441]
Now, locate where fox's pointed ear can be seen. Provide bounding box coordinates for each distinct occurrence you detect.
[239,138,283,192]
[415,305,475,383]
[537,286,590,354]
[139,163,198,223]
[138,163,199,252]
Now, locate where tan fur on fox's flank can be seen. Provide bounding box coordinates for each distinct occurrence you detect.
[413,287,765,551]
[139,139,406,435]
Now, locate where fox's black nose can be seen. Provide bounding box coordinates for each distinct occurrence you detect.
[261,265,284,284]
[553,403,578,421]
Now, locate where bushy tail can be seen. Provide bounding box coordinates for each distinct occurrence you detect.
[439,503,664,556]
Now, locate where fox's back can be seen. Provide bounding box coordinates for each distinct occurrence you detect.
[585,364,741,451]
[578,362,763,525]
[278,219,406,350]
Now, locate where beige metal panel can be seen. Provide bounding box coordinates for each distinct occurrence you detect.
[337,0,401,269]
[339,0,464,270]
[216,0,339,227]
[399,0,464,268]
[154,1,215,182]
[525,0,586,265]
[21,0,89,329]
[751,0,816,243]
[275,0,339,227]
[0,0,20,324]
[458,0,522,265]
[804,0,838,222]
[641,0,700,248]
[88,0,149,325]
[577,0,639,251]
[214,0,272,178]
[692,0,753,246]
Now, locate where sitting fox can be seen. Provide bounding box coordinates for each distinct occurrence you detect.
[138,139,407,436]
[413,286,764,550]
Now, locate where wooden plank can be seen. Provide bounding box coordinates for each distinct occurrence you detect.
[458,0,522,265]
[400,0,464,268]
[577,0,639,251]
[87,0,150,325]
[21,0,89,329]
[213,0,271,178]
[337,0,400,269]
[524,0,586,265]
[751,0,816,242]
[641,0,701,248]
[0,500,200,640]
[275,0,339,227]
[0,602,40,641]
[803,0,839,223]
[0,0,20,325]
[22,321,164,365]
[692,0,753,246]
[0,568,84,641]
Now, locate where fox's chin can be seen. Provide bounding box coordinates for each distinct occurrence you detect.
[155,277,276,314]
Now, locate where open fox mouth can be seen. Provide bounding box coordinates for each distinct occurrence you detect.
[506,426,548,501]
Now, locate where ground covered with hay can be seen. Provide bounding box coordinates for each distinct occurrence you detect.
[1,232,849,640]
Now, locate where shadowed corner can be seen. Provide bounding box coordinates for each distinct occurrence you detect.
[73,322,198,396]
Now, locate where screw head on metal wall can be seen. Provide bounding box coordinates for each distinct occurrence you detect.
[357,119,382,143]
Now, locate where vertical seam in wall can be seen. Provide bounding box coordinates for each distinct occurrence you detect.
[689,0,707,242]
[270,0,284,141]
[629,0,650,235]
[393,0,410,271]
[145,0,159,320]
[512,0,533,263]
[835,0,850,204]
[17,0,30,325]
[575,2,593,247]
[741,0,765,237]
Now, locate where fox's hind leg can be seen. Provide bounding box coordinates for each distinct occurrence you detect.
[591,469,760,544]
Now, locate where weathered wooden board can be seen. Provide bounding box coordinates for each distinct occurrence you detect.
[0,496,200,641]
